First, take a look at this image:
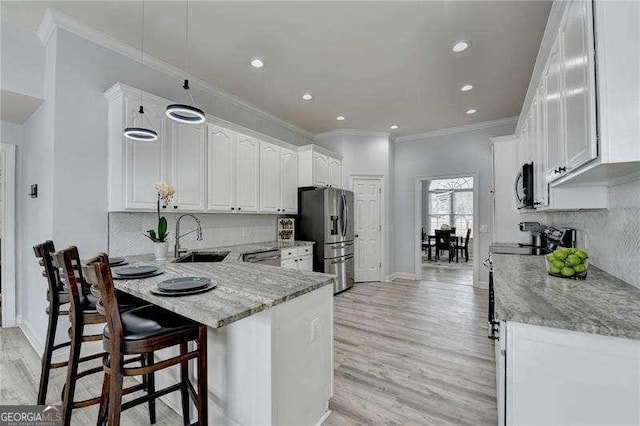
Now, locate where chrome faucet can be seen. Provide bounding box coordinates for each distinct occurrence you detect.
[174,214,203,258]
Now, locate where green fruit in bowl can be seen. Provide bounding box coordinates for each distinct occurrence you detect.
[566,255,581,267]
[576,250,589,260]
[561,267,576,277]
[546,254,556,263]
[574,264,587,274]
[552,260,565,269]
[549,266,562,275]
[554,250,568,260]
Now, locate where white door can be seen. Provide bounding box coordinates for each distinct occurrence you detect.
[236,134,260,212]
[328,157,342,188]
[280,147,298,213]
[562,0,597,172]
[170,121,206,211]
[259,141,280,212]
[207,124,235,212]
[125,100,167,210]
[353,178,382,282]
[313,152,329,186]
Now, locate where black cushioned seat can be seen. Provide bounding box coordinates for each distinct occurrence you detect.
[104,306,196,341]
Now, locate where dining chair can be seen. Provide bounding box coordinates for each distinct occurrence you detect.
[455,229,472,262]
[434,230,455,262]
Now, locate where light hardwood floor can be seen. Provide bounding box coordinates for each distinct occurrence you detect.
[326,278,496,425]
[1,275,495,425]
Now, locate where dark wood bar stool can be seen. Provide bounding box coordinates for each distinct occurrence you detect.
[83,255,208,426]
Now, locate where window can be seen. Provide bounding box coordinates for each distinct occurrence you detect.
[426,177,473,237]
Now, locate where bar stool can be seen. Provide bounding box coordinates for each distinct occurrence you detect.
[82,254,208,426]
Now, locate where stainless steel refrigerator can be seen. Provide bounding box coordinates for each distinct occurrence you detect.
[297,187,354,294]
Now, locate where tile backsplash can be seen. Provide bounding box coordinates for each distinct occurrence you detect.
[546,178,640,288]
[109,212,278,256]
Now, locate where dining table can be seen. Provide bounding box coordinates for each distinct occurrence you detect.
[422,233,463,261]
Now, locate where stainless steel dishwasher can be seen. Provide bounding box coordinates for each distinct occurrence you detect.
[242,249,282,267]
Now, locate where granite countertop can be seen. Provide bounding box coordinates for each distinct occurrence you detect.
[112,241,332,329]
[493,254,640,340]
[210,240,315,262]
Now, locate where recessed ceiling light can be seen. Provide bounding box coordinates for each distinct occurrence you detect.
[452,40,470,53]
[466,109,477,115]
[461,84,474,92]
[390,125,399,130]
[336,116,345,121]
[251,58,264,68]
[302,93,313,101]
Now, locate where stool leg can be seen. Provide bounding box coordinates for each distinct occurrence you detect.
[62,322,83,426]
[97,368,109,426]
[108,355,124,426]
[145,353,157,424]
[38,302,59,405]
[180,342,190,426]
[197,326,208,426]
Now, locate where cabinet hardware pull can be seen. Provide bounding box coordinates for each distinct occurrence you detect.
[231,207,235,210]
[559,166,566,172]
[173,205,178,209]
[238,207,241,211]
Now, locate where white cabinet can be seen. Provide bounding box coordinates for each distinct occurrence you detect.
[298,145,343,189]
[328,157,342,188]
[207,124,235,212]
[501,322,640,425]
[170,121,207,211]
[280,247,313,271]
[280,147,298,214]
[106,84,168,211]
[260,141,281,213]
[561,0,597,173]
[236,134,260,212]
[513,0,640,196]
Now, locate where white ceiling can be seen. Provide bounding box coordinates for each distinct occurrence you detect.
[1,1,551,136]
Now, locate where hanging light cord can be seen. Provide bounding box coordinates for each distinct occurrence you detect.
[140,0,145,107]
[184,0,196,105]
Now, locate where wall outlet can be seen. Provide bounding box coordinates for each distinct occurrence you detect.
[310,317,319,342]
[479,225,489,233]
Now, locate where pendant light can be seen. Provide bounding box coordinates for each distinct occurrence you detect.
[166,0,205,124]
[124,0,158,141]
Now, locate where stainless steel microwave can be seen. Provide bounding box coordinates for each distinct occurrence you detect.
[514,162,534,209]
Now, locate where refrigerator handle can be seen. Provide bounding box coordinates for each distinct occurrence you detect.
[344,194,349,237]
[341,193,347,237]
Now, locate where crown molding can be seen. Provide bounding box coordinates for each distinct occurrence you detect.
[395,116,518,143]
[314,129,391,140]
[36,8,313,141]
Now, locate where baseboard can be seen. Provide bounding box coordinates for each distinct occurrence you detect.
[393,272,417,280]
[315,409,332,426]
[19,319,44,357]
[382,274,397,282]
[477,280,489,290]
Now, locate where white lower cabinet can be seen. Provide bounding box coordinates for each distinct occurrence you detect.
[281,247,313,271]
[497,322,640,426]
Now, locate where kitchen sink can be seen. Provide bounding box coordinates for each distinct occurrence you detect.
[174,251,230,263]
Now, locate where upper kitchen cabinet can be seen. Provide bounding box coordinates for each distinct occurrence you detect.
[169,121,207,211]
[259,141,298,214]
[207,124,235,211]
[280,147,299,214]
[105,83,168,211]
[298,145,343,188]
[236,134,260,213]
[516,0,640,193]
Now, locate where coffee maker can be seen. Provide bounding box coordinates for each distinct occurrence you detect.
[519,222,577,250]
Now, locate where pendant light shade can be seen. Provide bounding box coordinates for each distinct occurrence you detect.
[124,0,157,141]
[166,0,205,124]
[166,80,205,124]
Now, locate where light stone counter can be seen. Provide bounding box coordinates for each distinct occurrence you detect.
[114,240,328,329]
[493,254,640,340]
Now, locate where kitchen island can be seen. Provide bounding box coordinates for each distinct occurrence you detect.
[112,244,334,426]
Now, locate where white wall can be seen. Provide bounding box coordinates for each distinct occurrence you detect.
[0,22,44,99]
[393,122,517,281]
